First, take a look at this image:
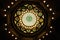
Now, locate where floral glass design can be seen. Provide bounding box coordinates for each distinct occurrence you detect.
[14,4,44,33]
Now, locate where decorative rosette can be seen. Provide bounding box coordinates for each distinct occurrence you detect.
[14,4,44,33]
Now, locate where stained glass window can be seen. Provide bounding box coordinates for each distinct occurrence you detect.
[14,4,44,33]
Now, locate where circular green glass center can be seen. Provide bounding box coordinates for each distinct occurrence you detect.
[38,13,42,16]
[26,15,32,22]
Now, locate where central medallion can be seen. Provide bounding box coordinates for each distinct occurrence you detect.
[22,12,36,26]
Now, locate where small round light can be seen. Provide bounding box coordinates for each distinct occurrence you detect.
[39,39,41,40]
[5,24,7,26]
[11,2,14,5]
[4,9,6,12]
[46,33,48,36]
[15,0,17,1]
[8,31,11,33]
[52,17,54,19]
[49,8,52,11]
[8,6,10,8]
[50,26,53,29]
[15,37,17,40]
[49,31,52,33]
[53,12,55,15]
[12,34,14,36]
[4,14,7,17]
[47,4,49,7]
[5,28,7,30]
[43,0,46,3]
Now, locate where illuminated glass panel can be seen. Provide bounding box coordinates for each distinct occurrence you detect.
[14,4,44,33]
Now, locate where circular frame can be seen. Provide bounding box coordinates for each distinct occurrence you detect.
[10,1,48,37]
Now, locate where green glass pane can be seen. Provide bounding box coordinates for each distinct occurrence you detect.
[22,9,25,12]
[24,4,28,7]
[41,22,43,26]
[17,23,19,26]
[28,5,32,10]
[14,14,17,17]
[21,28,25,31]
[34,8,38,13]
[26,15,32,22]
[24,31,26,33]
[15,17,19,21]
[32,5,36,7]
[27,30,30,33]
[17,11,21,15]
[37,24,41,28]
[33,29,36,32]
[38,12,43,16]
[14,20,17,24]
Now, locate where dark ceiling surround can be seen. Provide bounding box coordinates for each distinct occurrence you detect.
[0,0,60,40]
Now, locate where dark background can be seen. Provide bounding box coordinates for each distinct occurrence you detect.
[0,0,60,40]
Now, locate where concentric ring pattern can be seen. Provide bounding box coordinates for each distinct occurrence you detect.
[14,4,44,33]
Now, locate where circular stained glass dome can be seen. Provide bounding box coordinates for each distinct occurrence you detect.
[14,4,44,33]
